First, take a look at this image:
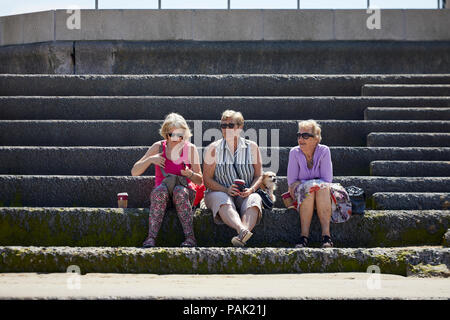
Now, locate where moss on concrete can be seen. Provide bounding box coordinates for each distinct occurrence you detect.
[0,208,449,248]
[0,246,448,277]
[407,263,450,278]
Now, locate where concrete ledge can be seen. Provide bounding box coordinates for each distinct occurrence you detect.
[0,208,448,248]
[0,120,449,147]
[372,193,450,210]
[1,147,450,177]
[73,40,450,74]
[0,245,448,276]
[364,107,450,120]
[1,10,450,46]
[370,160,450,177]
[0,42,74,74]
[362,84,450,96]
[367,132,450,147]
[0,175,449,208]
[3,74,450,96]
[2,96,450,121]
[1,40,450,74]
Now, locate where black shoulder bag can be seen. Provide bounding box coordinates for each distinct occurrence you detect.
[345,185,366,215]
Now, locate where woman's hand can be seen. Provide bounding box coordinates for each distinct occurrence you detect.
[227,184,241,197]
[240,187,253,198]
[289,181,301,199]
[180,168,193,178]
[151,153,166,168]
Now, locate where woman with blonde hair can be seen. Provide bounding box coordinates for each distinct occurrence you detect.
[131,113,203,247]
[203,110,264,247]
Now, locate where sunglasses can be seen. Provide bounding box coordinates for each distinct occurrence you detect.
[220,123,236,129]
[168,132,184,139]
[297,132,315,140]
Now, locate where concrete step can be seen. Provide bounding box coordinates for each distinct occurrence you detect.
[370,161,450,177]
[1,120,449,147]
[3,41,450,74]
[1,175,449,208]
[0,207,448,248]
[1,147,450,177]
[2,96,450,121]
[69,41,450,74]
[362,84,450,96]
[372,193,450,210]
[364,107,450,120]
[0,245,448,276]
[367,132,450,147]
[1,74,450,96]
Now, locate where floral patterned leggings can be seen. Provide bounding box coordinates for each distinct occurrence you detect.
[147,183,196,242]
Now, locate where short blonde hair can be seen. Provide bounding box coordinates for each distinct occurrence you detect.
[160,113,192,140]
[221,109,244,127]
[298,119,322,143]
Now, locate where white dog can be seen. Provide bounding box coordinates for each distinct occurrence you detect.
[260,171,277,202]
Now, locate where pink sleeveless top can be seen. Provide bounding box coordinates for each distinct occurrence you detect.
[154,140,193,188]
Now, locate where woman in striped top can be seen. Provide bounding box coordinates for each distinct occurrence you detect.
[203,110,263,247]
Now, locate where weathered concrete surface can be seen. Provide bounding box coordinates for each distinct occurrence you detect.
[2,74,450,97]
[372,193,450,210]
[367,133,450,147]
[0,272,449,300]
[2,10,450,46]
[73,40,450,74]
[1,120,449,147]
[0,208,448,248]
[370,161,450,177]
[0,246,448,277]
[1,147,449,177]
[444,229,450,247]
[3,40,448,74]
[0,175,449,208]
[362,84,450,96]
[2,96,450,121]
[364,107,450,120]
[0,42,74,74]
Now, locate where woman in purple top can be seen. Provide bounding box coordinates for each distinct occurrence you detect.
[287,120,334,248]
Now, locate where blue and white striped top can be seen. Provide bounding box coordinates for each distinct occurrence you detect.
[212,137,255,189]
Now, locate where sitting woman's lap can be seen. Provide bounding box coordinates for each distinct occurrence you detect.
[205,191,263,225]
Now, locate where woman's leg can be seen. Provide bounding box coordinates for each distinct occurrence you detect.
[315,187,332,237]
[146,184,170,242]
[218,204,247,234]
[298,192,315,237]
[241,206,259,232]
[173,185,196,244]
[240,193,263,232]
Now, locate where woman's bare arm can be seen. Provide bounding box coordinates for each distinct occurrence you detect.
[131,141,163,176]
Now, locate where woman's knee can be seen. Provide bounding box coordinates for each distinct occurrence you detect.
[151,184,169,202]
[173,185,190,200]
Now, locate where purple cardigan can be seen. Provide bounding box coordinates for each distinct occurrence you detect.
[287,144,333,186]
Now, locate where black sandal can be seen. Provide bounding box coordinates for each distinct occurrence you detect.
[321,235,334,248]
[295,236,309,248]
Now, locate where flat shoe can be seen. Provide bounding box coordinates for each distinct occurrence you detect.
[231,229,253,247]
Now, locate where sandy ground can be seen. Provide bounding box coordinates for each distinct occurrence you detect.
[0,272,449,300]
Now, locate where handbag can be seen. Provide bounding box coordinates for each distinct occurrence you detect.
[256,188,274,209]
[158,142,196,205]
[345,185,366,215]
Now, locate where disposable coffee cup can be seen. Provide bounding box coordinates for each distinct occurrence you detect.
[233,179,246,192]
[117,192,128,208]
